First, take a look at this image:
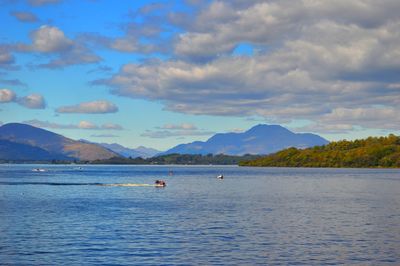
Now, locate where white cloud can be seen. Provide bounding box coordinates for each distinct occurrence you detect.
[78,120,97,129]
[318,107,400,131]
[15,25,100,68]
[0,78,25,86]
[141,129,214,139]
[56,100,118,114]
[24,119,123,130]
[141,123,207,138]
[160,123,197,130]
[295,107,400,134]
[175,32,236,60]
[17,93,46,109]
[101,123,123,130]
[0,51,15,68]
[0,88,16,102]
[110,38,140,52]
[30,25,73,53]
[38,45,100,69]
[10,11,38,23]
[295,123,355,134]
[230,128,245,133]
[28,0,61,6]
[91,134,119,138]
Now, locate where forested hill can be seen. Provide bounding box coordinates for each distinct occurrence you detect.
[240,135,400,168]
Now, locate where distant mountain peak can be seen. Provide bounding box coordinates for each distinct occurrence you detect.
[245,124,291,134]
[1,123,64,137]
[94,142,161,158]
[163,124,328,156]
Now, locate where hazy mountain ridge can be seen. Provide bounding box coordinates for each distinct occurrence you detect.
[98,143,160,158]
[0,123,119,161]
[163,124,329,155]
[80,140,160,158]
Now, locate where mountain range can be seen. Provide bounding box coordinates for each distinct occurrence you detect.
[0,123,329,162]
[163,124,329,155]
[99,143,160,158]
[81,141,160,158]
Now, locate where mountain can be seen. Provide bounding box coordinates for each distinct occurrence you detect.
[97,143,160,158]
[0,139,71,161]
[163,124,329,155]
[0,123,119,161]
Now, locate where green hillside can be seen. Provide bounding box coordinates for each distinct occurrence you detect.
[240,134,400,168]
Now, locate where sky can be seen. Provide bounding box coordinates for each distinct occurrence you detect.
[0,0,399,150]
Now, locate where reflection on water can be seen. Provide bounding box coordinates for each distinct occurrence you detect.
[0,165,399,265]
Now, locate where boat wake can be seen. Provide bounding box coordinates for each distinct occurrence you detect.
[0,182,164,187]
[100,183,165,187]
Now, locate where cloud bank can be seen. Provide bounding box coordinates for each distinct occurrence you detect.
[56,100,118,114]
[95,0,400,133]
[24,119,123,130]
[142,123,214,138]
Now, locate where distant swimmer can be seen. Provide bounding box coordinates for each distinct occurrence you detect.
[155,180,167,187]
[217,174,224,179]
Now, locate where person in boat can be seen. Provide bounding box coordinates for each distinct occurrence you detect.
[155,180,166,186]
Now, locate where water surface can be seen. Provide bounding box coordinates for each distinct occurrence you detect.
[1,165,399,265]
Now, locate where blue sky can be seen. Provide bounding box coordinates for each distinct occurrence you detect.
[1,0,399,150]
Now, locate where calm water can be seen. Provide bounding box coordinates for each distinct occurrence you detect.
[0,165,399,265]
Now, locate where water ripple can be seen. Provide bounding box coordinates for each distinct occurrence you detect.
[1,165,400,265]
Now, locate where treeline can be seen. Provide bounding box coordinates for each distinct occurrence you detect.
[240,134,400,168]
[91,153,261,165]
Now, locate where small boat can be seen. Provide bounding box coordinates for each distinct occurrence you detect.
[217,174,224,179]
[155,180,166,187]
[32,168,46,172]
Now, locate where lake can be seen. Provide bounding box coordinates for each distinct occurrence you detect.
[1,165,399,265]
